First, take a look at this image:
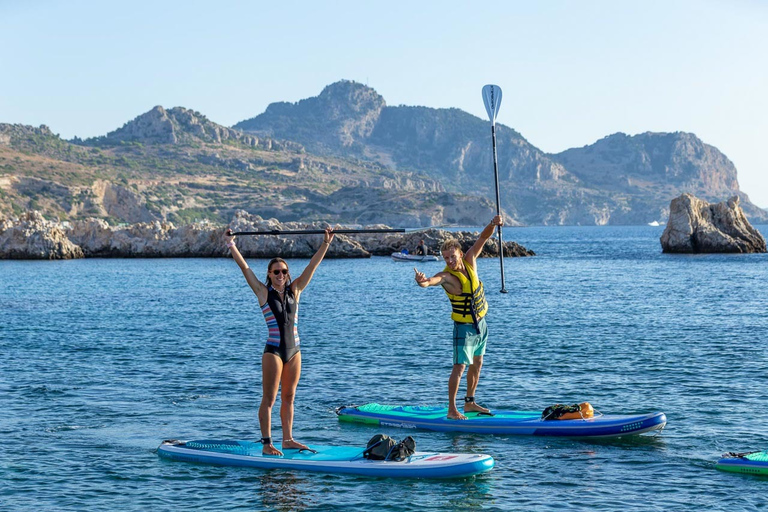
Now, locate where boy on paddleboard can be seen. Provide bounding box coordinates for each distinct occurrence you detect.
[414,215,503,420]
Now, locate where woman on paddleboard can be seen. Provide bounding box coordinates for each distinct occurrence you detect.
[224,227,335,455]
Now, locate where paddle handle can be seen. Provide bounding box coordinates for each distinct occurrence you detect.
[230,228,406,236]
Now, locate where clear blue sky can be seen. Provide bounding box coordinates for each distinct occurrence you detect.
[2,0,766,206]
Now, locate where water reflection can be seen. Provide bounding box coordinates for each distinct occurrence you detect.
[441,476,496,510]
[255,470,315,512]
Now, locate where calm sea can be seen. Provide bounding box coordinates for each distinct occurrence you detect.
[1,225,766,511]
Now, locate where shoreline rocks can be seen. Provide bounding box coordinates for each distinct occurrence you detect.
[0,211,84,260]
[660,194,766,253]
[0,210,535,260]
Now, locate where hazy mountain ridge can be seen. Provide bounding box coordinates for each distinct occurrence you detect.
[2,80,765,226]
[234,80,766,224]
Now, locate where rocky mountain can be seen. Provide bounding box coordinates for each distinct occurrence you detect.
[236,80,767,225]
[235,81,385,155]
[83,106,302,150]
[236,81,568,193]
[555,132,737,193]
[553,132,766,222]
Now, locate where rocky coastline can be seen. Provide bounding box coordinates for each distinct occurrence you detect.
[0,210,535,260]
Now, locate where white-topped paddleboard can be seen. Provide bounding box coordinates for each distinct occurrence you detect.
[157,439,494,479]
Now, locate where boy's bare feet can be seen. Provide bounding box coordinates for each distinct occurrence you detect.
[464,401,491,414]
[447,408,468,420]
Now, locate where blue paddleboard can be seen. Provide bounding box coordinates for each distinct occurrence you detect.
[337,404,667,437]
[157,439,494,479]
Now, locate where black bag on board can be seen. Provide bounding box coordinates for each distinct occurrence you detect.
[388,435,416,461]
[363,434,416,461]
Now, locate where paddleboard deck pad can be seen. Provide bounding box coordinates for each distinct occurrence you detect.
[716,451,768,476]
[157,439,494,478]
[337,404,667,437]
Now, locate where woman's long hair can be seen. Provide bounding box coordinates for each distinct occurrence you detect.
[266,257,292,289]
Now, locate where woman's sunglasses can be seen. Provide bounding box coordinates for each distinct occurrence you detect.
[272,269,289,276]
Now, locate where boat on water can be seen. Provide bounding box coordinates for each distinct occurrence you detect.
[391,252,440,262]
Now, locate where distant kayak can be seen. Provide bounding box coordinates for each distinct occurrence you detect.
[391,252,439,262]
[337,404,667,437]
[157,439,494,479]
[715,451,768,476]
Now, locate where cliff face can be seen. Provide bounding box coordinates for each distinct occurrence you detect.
[0,174,158,224]
[369,106,569,189]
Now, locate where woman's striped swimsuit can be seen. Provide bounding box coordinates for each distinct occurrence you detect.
[261,285,300,363]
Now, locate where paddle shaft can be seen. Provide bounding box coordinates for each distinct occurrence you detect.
[230,228,406,236]
[490,125,508,293]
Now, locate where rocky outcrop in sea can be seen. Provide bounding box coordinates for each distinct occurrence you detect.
[0,210,535,260]
[660,194,766,253]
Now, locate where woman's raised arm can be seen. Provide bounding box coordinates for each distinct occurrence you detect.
[224,229,268,304]
[292,227,335,294]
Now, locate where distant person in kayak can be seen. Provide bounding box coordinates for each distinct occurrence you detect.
[413,215,503,420]
[415,239,429,256]
[224,227,335,455]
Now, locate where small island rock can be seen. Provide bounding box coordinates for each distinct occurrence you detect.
[660,194,766,253]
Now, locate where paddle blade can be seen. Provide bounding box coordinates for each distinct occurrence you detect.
[482,84,503,124]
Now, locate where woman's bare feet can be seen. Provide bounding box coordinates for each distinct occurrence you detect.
[282,438,310,451]
[262,443,283,456]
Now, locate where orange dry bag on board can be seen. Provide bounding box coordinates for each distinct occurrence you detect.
[541,402,594,420]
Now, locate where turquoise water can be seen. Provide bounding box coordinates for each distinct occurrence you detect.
[1,225,767,511]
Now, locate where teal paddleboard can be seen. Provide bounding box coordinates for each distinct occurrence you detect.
[337,403,666,437]
[716,451,768,476]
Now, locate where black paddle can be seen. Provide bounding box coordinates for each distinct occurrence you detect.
[482,84,508,293]
[228,228,407,236]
